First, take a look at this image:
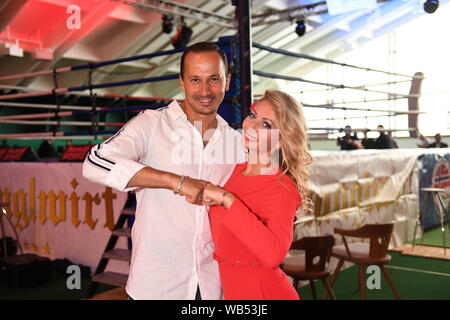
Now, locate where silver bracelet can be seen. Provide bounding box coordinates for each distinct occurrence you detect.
[175,175,186,194]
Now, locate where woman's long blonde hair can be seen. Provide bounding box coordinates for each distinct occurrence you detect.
[260,89,313,214]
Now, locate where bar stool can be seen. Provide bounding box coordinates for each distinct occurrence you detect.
[412,188,450,255]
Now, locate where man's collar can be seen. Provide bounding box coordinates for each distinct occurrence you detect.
[167,100,187,122]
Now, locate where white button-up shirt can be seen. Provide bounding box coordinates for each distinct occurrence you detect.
[82,100,246,300]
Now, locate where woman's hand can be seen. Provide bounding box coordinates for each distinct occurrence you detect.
[178,177,208,205]
[203,183,236,209]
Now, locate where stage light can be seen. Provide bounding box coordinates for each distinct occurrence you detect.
[424,0,439,14]
[162,15,173,34]
[172,24,193,49]
[295,20,306,37]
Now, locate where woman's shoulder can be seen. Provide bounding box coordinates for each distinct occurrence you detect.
[279,174,300,200]
[261,173,300,206]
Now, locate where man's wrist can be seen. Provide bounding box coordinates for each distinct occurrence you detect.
[174,175,187,194]
[166,173,183,193]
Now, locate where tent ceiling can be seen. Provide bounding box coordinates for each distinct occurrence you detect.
[0,0,447,99]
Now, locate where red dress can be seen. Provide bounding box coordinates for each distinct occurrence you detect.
[209,163,300,300]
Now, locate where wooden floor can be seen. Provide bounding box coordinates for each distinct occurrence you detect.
[392,243,450,261]
[87,287,128,300]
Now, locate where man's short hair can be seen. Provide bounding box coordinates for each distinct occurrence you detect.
[180,42,228,79]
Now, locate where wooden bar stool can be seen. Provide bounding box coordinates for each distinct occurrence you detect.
[281,234,336,300]
[323,223,400,300]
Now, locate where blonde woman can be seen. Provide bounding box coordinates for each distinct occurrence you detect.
[202,89,312,300]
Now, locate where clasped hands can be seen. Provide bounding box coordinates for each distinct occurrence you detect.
[176,176,227,206]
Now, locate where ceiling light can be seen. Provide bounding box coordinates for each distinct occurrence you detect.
[295,20,306,37]
[172,24,192,49]
[424,0,439,14]
[162,14,173,34]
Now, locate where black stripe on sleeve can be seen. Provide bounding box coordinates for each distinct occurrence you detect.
[95,144,116,165]
[87,150,111,172]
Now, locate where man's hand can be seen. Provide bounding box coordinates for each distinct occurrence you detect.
[202,183,225,206]
[178,177,208,205]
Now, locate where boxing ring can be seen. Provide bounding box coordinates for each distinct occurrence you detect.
[0,35,431,272]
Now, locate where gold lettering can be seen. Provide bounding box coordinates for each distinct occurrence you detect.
[102,187,117,231]
[350,183,358,208]
[70,192,80,228]
[334,186,341,212]
[342,184,348,209]
[313,192,322,218]
[48,191,67,226]
[82,193,100,230]
[12,188,28,231]
[322,190,330,216]
[2,188,12,218]
[38,190,47,225]
[29,177,36,223]
[372,177,378,202]
[360,182,370,207]
[70,178,80,228]
[48,191,56,225]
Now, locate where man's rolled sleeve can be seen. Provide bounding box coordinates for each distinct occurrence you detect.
[108,158,147,192]
[82,110,151,192]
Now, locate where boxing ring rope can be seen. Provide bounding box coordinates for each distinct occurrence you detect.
[252,42,419,79]
[250,42,422,136]
[298,79,415,93]
[0,44,193,141]
[0,47,185,82]
[0,85,179,103]
[0,101,96,111]
[301,103,420,115]
[253,70,419,99]
[0,102,168,139]
[308,113,422,122]
[0,40,421,140]
[308,127,418,133]
[0,103,166,120]
[0,74,179,101]
[0,130,117,140]
[0,120,125,127]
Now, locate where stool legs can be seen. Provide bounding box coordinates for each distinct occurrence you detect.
[309,280,317,300]
[437,194,448,255]
[321,278,336,300]
[359,265,365,300]
[323,258,344,299]
[413,192,430,251]
[381,265,400,300]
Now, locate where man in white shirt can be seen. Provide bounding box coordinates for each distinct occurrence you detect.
[82,42,246,300]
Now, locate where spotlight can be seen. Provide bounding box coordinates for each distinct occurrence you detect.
[424,0,439,14]
[295,20,306,37]
[162,15,173,34]
[172,24,193,49]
